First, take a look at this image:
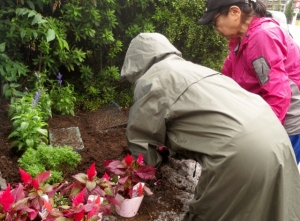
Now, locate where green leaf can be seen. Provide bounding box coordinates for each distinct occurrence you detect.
[32,30,38,39]
[20,122,29,131]
[72,173,88,183]
[0,42,6,52]
[27,1,35,10]
[13,90,25,97]
[63,39,69,50]
[86,180,96,191]
[28,10,36,18]
[9,83,20,88]
[46,29,55,42]
[36,128,48,136]
[25,138,34,148]
[8,131,20,138]
[20,29,26,40]
[16,8,27,16]
[31,14,43,25]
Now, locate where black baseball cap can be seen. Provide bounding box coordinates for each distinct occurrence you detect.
[197,0,249,25]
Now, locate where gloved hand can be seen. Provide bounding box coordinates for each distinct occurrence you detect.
[157,145,169,163]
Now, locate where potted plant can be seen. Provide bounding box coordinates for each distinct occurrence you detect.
[104,153,157,218]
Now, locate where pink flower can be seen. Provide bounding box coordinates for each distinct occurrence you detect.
[137,153,144,164]
[74,210,85,221]
[124,154,133,166]
[102,172,109,180]
[19,168,32,185]
[72,190,85,206]
[32,179,40,190]
[87,162,97,181]
[0,184,14,212]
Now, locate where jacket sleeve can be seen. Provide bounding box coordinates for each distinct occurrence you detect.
[247,28,291,124]
[126,79,169,168]
[222,39,239,77]
[222,54,233,77]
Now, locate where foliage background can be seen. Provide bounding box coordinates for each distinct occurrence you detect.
[0,0,228,110]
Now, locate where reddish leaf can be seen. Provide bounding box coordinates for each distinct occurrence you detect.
[35,171,51,184]
[124,154,133,166]
[105,161,126,175]
[30,196,44,211]
[44,198,53,212]
[106,196,119,206]
[12,198,29,211]
[24,207,38,220]
[87,162,97,181]
[118,176,129,185]
[10,183,25,202]
[87,206,98,218]
[135,166,157,180]
[19,168,32,185]
[0,184,14,212]
[103,160,113,167]
[137,153,144,164]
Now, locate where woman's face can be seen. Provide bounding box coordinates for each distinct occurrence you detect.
[213,6,242,39]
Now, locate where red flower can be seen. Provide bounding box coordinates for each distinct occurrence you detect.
[19,168,32,185]
[0,183,14,212]
[124,154,133,166]
[72,189,85,206]
[87,162,97,181]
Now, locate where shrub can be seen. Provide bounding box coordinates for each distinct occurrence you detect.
[18,145,82,184]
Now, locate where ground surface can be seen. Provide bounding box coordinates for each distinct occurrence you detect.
[0,96,198,221]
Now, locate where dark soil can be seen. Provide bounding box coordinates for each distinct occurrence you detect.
[0,96,183,220]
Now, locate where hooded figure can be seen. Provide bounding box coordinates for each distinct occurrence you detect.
[121,33,300,221]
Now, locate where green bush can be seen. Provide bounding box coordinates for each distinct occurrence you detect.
[18,144,82,183]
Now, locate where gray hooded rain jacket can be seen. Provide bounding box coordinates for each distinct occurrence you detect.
[121,33,300,221]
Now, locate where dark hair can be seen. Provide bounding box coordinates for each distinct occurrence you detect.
[216,0,266,21]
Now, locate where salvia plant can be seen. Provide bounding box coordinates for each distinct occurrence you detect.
[50,72,76,116]
[8,94,48,151]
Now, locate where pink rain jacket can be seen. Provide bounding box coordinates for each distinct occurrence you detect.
[222,17,300,135]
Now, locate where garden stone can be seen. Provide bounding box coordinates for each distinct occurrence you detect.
[49,127,84,151]
[0,171,7,190]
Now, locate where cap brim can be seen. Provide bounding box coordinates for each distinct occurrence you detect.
[197,10,217,25]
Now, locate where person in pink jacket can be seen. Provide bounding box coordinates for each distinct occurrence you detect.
[198,0,300,163]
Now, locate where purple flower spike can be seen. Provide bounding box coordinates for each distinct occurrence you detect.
[32,89,41,107]
[57,72,63,87]
[57,72,63,80]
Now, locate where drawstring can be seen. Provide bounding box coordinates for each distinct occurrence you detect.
[193,160,197,177]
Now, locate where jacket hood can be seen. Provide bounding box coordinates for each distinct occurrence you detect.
[121,33,182,83]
